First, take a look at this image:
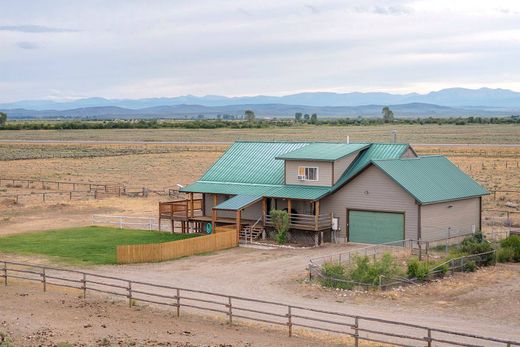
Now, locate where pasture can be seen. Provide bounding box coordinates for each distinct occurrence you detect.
[0,226,198,264]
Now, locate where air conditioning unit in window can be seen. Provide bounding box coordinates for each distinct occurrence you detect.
[297,175,305,180]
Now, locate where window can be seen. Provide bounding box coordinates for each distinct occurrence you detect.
[297,166,318,181]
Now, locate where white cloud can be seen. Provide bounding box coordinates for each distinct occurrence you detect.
[0,0,520,101]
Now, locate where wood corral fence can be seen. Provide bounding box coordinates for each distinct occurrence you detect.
[116,226,237,264]
[1,260,519,347]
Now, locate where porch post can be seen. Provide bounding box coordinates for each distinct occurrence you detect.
[236,210,241,245]
[314,200,320,232]
[212,209,216,233]
[189,192,194,218]
[287,199,292,216]
[262,197,267,225]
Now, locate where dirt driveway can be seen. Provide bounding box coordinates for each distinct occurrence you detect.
[77,246,520,342]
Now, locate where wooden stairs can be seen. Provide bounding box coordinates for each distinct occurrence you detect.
[240,225,264,241]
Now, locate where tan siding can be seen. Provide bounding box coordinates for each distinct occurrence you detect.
[320,165,419,241]
[400,148,417,158]
[420,198,480,241]
[333,153,358,184]
[285,160,333,186]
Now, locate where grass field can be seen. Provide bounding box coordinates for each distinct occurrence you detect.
[0,123,519,143]
[0,226,199,264]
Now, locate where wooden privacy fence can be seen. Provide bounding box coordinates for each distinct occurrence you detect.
[1,260,519,347]
[116,227,237,264]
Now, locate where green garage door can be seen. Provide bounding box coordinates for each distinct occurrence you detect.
[348,210,404,244]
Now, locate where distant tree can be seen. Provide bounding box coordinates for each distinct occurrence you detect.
[0,112,6,127]
[310,113,318,124]
[304,113,310,122]
[294,112,303,122]
[382,106,394,123]
[244,110,256,122]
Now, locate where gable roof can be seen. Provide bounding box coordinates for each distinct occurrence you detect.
[276,143,369,161]
[372,156,489,204]
[331,143,410,190]
[180,141,487,203]
[200,141,308,185]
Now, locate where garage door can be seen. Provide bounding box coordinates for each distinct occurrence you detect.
[348,210,404,244]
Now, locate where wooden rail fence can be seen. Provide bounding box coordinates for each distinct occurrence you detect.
[116,227,237,264]
[1,260,519,347]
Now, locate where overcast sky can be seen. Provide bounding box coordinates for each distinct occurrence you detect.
[1,0,520,102]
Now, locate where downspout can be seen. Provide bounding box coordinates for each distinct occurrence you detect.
[417,202,422,240]
[479,196,482,232]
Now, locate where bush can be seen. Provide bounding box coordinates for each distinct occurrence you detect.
[407,258,430,281]
[269,209,289,244]
[349,253,403,285]
[500,235,520,262]
[459,233,495,265]
[320,263,353,290]
[463,260,477,272]
[320,253,403,289]
[497,247,516,263]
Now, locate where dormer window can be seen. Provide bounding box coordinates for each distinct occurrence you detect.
[298,166,318,181]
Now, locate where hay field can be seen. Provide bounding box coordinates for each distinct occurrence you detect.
[1,123,519,143]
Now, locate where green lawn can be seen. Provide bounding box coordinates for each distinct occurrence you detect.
[0,226,199,265]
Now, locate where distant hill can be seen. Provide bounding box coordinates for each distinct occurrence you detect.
[2,88,520,119]
[2,102,516,119]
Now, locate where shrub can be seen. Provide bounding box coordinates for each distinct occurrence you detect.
[500,235,520,262]
[463,260,477,272]
[459,233,495,265]
[497,247,516,263]
[407,258,430,281]
[349,253,403,285]
[320,262,353,290]
[269,209,289,244]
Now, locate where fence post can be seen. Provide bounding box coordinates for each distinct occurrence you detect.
[42,267,46,292]
[354,316,359,347]
[176,288,180,317]
[82,273,86,299]
[120,216,123,229]
[287,305,292,337]
[3,262,7,286]
[228,297,233,325]
[426,328,432,347]
[128,281,133,308]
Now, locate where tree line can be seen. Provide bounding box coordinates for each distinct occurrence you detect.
[0,109,519,130]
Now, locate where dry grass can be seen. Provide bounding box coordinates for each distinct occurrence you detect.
[0,123,519,143]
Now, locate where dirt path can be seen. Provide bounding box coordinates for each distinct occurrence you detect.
[0,283,353,347]
[80,247,520,341]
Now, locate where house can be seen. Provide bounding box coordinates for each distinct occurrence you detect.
[159,141,488,245]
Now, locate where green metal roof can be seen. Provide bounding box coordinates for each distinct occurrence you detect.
[276,143,369,161]
[213,194,263,211]
[332,143,410,190]
[266,185,331,200]
[372,156,489,204]
[181,142,485,203]
[200,141,308,185]
[181,181,273,196]
[181,181,330,200]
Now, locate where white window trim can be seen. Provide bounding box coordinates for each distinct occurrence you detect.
[298,166,319,181]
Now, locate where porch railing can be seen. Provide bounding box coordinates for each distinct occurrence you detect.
[159,199,203,218]
[264,213,332,231]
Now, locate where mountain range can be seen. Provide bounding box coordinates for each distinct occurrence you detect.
[2,88,520,119]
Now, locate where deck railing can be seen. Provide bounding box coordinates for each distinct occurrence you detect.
[159,199,203,218]
[265,213,331,231]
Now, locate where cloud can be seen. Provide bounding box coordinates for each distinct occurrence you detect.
[0,25,78,33]
[15,41,39,49]
[353,5,413,15]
